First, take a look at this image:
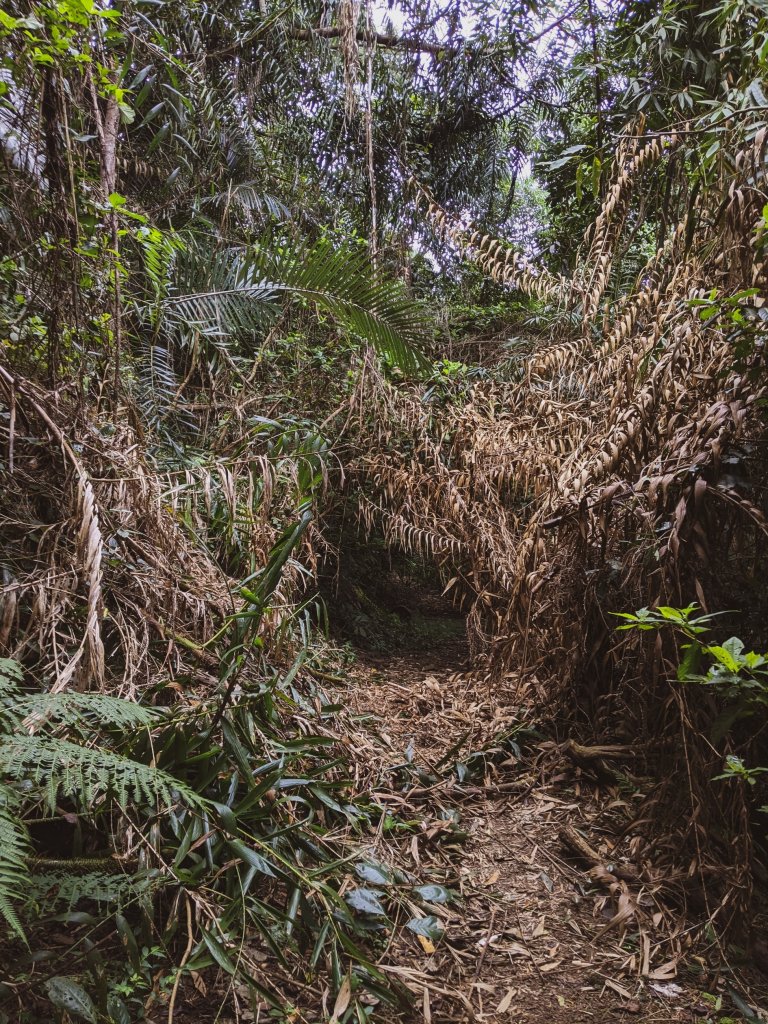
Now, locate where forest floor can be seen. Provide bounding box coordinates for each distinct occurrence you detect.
[336,636,767,1024]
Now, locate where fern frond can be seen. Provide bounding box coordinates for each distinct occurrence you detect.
[0,736,204,812]
[0,658,22,700]
[26,869,168,915]
[0,784,30,940]
[12,693,158,732]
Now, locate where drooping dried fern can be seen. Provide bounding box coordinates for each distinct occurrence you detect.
[353,124,768,923]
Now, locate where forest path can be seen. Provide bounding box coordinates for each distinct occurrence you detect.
[343,643,709,1024]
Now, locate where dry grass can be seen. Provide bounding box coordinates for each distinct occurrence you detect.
[0,367,328,701]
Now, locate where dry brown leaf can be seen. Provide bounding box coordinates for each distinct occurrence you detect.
[330,975,352,1024]
[604,978,634,1000]
[506,942,531,957]
[540,960,562,973]
[640,933,650,977]
[496,987,517,1013]
[647,959,678,981]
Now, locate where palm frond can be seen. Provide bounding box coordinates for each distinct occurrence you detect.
[201,183,291,225]
[136,225,183,311]
[133,339,198,434]
[162,238,429,371]
[251,239,430,372]
[163,245,276,344]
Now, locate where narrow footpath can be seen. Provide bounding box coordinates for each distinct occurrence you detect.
[342,643,761,1024]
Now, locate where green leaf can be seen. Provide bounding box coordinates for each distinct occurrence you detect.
[0,734,203,812]
[705,644,741,673]
[412,884,452,904]
[677,642,702,681]
[405,915,444,941]
[165,239,429,373]
[128,64,153,90]
[45,977,97,1023]
[107,994,130,1024]
[139,100,165,126]
[355,862,393,886]
[728,987,764,1023]
[201,929,237,974]
[115,914,141,972]
[345,887,387,916]
[32,48,55,65]
[227,838,277,878]
[699,305,719,321]
[0,659,22,694]
[148,122,171,153]
[722,637,745,661]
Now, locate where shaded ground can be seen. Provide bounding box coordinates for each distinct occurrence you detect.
[318,531,466,655]
[340,640,768,1024]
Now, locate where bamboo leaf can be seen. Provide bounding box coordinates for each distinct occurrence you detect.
[345,887,387,916]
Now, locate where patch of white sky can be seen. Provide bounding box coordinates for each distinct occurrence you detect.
[368,0,577,184]
[366,0,575,262]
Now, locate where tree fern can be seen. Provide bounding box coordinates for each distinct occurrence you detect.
[26,869,168,915]
[0,658,203,939]
[0,660,160,732]
[0,657,23,699]
[8,692,159,731]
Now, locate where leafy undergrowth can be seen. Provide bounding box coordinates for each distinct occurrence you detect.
[0,638,458,1023]
[2,568,768,1024]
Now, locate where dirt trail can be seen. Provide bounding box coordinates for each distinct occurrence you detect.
[345,644,750,1024]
